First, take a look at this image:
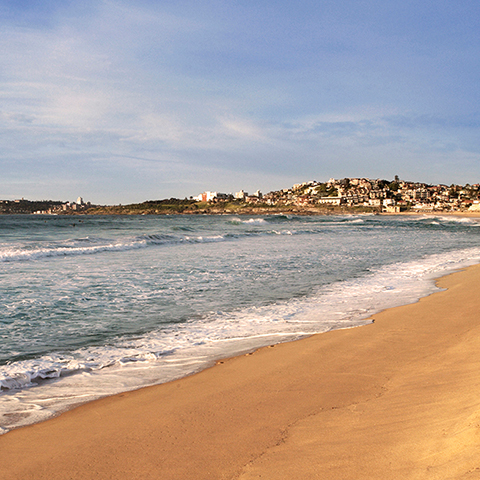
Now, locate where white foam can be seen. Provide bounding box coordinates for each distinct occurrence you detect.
[410,215,480,226]
[0,241,147,262]
[0,234,230,263]
[437,216,480,225]
[235,218,267,225]
[3,245,480,433]
[343,218,364,224]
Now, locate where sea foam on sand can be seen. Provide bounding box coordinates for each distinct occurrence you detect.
[2,264,480,480]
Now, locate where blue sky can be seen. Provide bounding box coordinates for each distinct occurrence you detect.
[1,0,480,204]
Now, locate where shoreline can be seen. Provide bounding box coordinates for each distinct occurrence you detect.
[3,209,480,217]
[2,213,479,435]
[3,264,480,478]
[76,209,480,217]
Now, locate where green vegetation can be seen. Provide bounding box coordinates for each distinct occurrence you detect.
[0,200,64,214]
[88,200,382,216]
[388,181,399,191]
[88,198,199,215]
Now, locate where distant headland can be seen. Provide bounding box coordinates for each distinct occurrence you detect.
[3,177,480,215]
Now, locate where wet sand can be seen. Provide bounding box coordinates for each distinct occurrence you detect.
[2,264,480,479]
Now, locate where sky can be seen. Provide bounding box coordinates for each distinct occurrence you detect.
[1,0,480,204]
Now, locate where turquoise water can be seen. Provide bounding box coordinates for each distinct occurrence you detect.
[2,213,480,432]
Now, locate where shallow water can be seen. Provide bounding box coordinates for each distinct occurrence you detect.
[2,213,480,432]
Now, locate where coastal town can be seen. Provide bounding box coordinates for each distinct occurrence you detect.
[2,177,480,214]
[195,176,480,213]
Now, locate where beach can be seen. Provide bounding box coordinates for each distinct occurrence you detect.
[1,263,480,479]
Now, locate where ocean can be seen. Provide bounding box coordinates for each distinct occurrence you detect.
[2,213,480,433]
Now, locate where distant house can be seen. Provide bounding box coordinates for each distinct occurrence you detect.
[195,191,229,202]
[295,195,314,206]
[385,205,401,213]
[318,196,344,206]
[235,190,248,200]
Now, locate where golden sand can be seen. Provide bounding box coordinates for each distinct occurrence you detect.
[2,265,480,479]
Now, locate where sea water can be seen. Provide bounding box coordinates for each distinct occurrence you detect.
[2,213,480,433]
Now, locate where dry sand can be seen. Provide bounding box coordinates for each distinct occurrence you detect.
[2,264,480,479]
